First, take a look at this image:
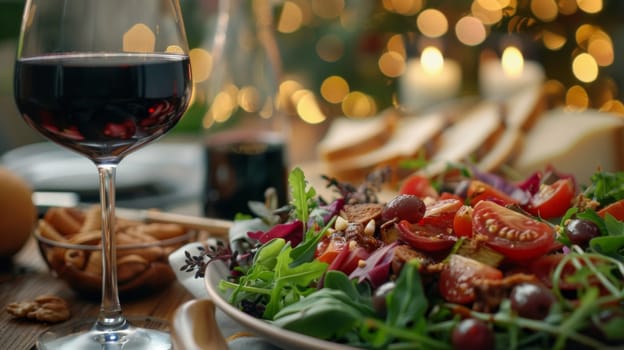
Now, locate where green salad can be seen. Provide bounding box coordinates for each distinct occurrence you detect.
[182,166,624,350]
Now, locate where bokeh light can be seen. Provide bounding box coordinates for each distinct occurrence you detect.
[296,90,327,124]
[455,16,487,46]
[383,0,424,15]
[417,9,448,38]
[188,48,212,83]
[565,85,589,110]
[321,76,350,104]
[577,0,603,14]
[542,26,567,50]
[501,46,524,78]
[379,51,405,78]
[530,0,558,22]
[386,34,406,58]
[277,1,303,33]
[572,53,599,83]
[471,1,503,25]
[122,23,155,53]
[342,91,377,118]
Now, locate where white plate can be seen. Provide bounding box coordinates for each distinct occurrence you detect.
[203,260,361,350]
[1,141,203,209]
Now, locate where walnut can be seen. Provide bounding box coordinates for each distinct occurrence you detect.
[6,295,71,323]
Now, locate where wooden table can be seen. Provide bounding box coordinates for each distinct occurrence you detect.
[0,236,194,350]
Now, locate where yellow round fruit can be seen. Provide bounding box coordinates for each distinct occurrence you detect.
[0,167,37,258]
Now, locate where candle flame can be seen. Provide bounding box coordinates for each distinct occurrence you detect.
[420,46,444,75]
[501,46,524,78]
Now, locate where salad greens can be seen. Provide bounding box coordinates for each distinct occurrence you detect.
[185,167,624,350]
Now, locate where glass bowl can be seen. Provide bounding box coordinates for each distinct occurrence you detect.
[34,208,196,298]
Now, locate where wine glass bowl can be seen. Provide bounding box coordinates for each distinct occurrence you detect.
[13,0,192,348]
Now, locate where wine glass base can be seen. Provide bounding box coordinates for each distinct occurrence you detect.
[36,317,171,350]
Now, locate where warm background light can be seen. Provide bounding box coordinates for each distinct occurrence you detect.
[417,9,448,38]
[578,0,603,14]
[122,23,155,53]
[379,51,405,78]
[420,47,444,75]
[572,53,599,83]
[530,0,558,22]
[188,48,212,83]
[320,76,350,104]
[455,16,486,46]
[277,1,303,33]
[501,47,524,78]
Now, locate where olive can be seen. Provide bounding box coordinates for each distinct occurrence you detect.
[451,318,495,350]
[510,282,556,320]
[565,219,600,247]
[381,194,426,223]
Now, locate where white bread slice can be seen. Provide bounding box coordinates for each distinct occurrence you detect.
[504,84,547,131]
[475,85,546,172]
[477,128,524,172]
[317,109,398,162]
[321,112,446,181]
[512,108,624,184]
[420,102,503,176]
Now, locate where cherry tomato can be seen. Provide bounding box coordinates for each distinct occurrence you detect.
[453,205,473,237]
[315,235,347,264]
[396,220,457,252]
[466,180,518,206]
[525,178,575,219]
[421,198,463,229]
[598,198,624,221]
[439,254,503,304]
[399,174,438,199]
[472,201,556,262]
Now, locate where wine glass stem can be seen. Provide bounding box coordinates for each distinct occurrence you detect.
[96,164,126,329]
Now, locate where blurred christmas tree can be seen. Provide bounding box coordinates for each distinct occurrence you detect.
[177,0,624,133]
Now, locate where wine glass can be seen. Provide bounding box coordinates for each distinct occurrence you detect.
[13,0,192,349]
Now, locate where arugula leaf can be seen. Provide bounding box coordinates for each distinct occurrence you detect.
[263,243,328,319]
[604,213,624,236]
[590,236,624,261]
[288,167,316,232]
[289,216,336,267]
[583,171,624,206]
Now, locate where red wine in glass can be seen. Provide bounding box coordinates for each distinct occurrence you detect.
[15,53,191,162]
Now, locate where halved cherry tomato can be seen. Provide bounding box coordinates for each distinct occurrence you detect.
[453,205,473,237]
[396,220,457,252]
[598,198,624,221]
[439,254,503,304]
[472,201,556,262]
[467,180,518,206]
[399,174,439,199]
[421,198,463,229]
[315,235,347,264]
[525,178,575,219]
